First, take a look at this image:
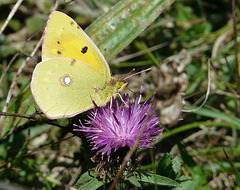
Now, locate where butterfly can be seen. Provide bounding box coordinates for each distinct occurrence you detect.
[31,11,127,119]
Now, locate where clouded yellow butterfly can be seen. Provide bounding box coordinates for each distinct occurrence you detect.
[31,11,127,119]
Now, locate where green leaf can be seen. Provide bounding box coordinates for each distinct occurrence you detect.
[137,172,180,187]
[8,19,21,31]
[178,143,210,189]
[172,156,182,175]
[86,0,176,60]
[77,178,104,190]
[75,171,96,186]
[173,176,195,190]
[26,16,45,35]
[157,153,181,179]
[127,176,141,187]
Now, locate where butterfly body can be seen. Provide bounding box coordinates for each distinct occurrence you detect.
[31,11,127,119]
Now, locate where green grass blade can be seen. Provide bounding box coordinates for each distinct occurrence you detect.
[158,121,238,143]
[223,149,240,187]
[85,0,175,60]
[183,106,240,126]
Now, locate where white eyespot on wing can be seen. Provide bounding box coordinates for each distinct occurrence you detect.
[60,74,73,86]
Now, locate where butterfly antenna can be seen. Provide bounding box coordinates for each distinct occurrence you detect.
[123,68,152,80]
[121,68,135,81]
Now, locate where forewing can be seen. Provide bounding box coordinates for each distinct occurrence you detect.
[42,11,111,82]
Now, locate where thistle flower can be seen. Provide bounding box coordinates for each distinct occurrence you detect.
[74,93,163,159]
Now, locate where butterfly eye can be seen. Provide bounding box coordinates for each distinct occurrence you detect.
[60,74,73,86]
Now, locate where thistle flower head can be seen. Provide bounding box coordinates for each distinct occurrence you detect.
[74,93,163,159]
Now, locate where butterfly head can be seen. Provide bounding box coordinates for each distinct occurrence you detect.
[110,77,128,93]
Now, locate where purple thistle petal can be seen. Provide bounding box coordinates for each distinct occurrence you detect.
[74,94,163,159]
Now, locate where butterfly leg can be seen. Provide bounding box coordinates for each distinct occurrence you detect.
[117,93,128,107]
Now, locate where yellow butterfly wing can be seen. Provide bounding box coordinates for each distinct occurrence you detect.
[42,11,111,82]
[31,11,128,119]
[31,58,106,119]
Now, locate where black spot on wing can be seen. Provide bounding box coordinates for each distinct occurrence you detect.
[81,46,88,54]
[57,41,60,44]
[57,50,62,55]
[70,21,74,25]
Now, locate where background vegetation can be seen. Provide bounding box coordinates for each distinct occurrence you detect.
[0,0,239,189]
